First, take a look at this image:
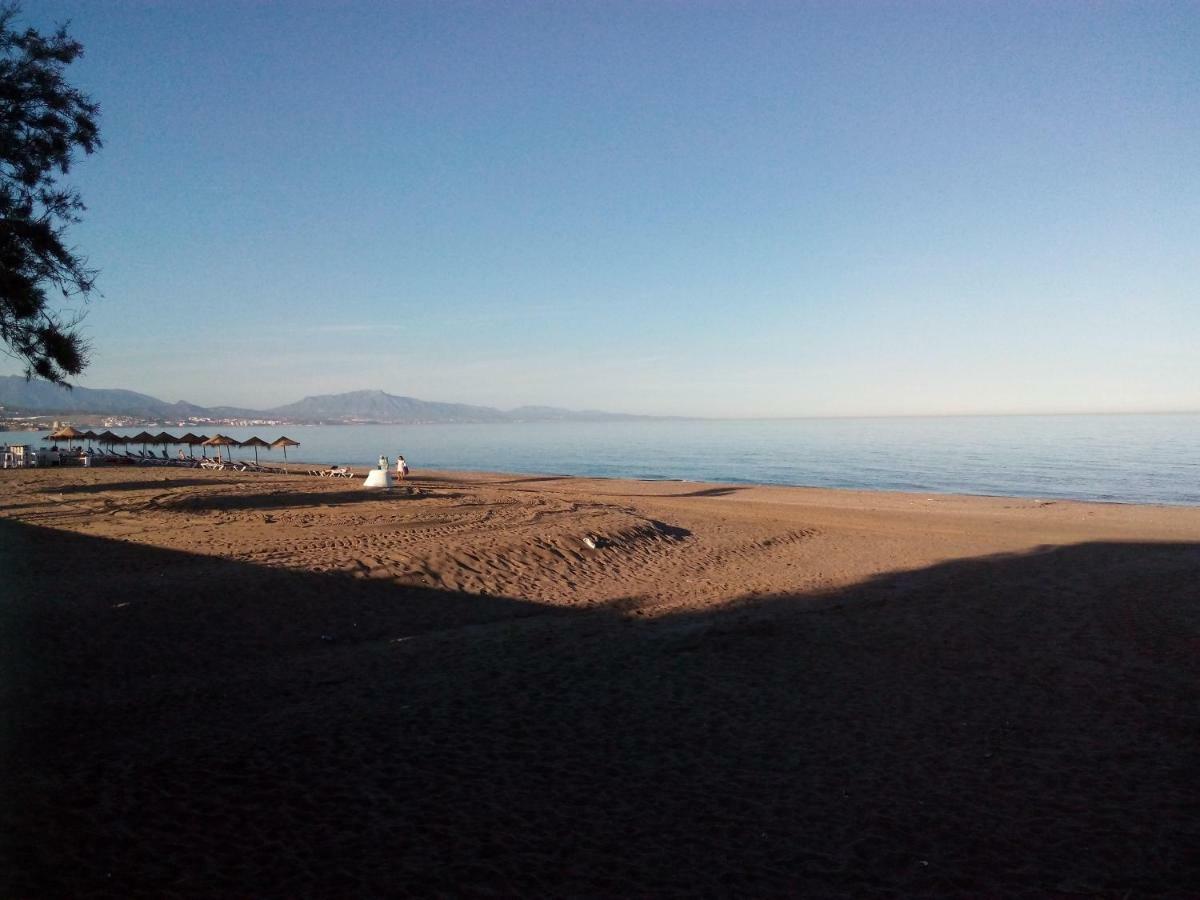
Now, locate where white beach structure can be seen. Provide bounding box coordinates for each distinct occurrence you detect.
[362,467,393,489]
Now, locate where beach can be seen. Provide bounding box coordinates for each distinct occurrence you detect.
[2,465,1199,895]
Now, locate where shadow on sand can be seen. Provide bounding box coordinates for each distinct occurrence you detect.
[161,486,443,513]
[482,475,576,486]
[2,518,1198,896]
[643,485,747,498]
[50,477,245,495]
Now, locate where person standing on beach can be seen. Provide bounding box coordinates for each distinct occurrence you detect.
[397,455,409,480]
[378,454,388,471]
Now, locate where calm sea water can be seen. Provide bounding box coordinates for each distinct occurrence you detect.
[4,414,1198,505]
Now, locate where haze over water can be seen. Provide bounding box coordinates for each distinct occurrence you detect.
[9,413,1198,506]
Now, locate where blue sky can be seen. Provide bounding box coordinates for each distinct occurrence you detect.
[8,1,1198,416]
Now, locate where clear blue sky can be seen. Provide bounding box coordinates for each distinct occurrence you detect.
[9,1,1198,416]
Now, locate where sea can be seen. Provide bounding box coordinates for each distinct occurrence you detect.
[4,413,1198,506]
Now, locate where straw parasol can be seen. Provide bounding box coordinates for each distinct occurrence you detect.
[240,436,270,464]
[270,436,300,471]
[129,431,157,454]
[177,432,204,457]
[96,430,121,450]
[50,425,85,448]
[151,432,179,458]
[202,434,238,463]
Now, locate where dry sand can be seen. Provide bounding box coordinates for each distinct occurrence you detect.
[2,465,1198,896]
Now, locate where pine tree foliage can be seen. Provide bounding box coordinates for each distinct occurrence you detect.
[0,3,100,384]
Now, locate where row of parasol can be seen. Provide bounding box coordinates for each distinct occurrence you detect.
[43,427,301,465]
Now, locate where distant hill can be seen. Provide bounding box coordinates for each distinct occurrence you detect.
[268,390,510,423]
[0,376,652,424]
[0,376,260,420]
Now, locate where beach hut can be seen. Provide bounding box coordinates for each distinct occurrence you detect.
[270,436,300,471]
[240,436,271,465]
[202,434,238,463]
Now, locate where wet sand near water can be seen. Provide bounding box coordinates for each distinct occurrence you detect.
[2,466,1199,896]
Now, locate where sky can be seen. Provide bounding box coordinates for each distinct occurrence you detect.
[6,1,1197,417]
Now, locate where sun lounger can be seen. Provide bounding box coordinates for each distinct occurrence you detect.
[240,461,286,474]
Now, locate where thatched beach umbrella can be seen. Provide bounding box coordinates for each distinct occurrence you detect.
[153,432,180,458]
[202,434,238,463]
[96,430,121,451]
[152,434,175,460]
[177,432,204,457]
[129,431,157,454]
[270,436,300,471]
[240,435,270,464]
[51,425,85,448]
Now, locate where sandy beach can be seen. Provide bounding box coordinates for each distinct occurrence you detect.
[2,465,1198,896]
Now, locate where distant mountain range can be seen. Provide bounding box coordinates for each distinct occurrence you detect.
[0,377,654,424]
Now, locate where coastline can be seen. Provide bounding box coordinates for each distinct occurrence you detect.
[3,465,1199,894]
[8,410,1199,506]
